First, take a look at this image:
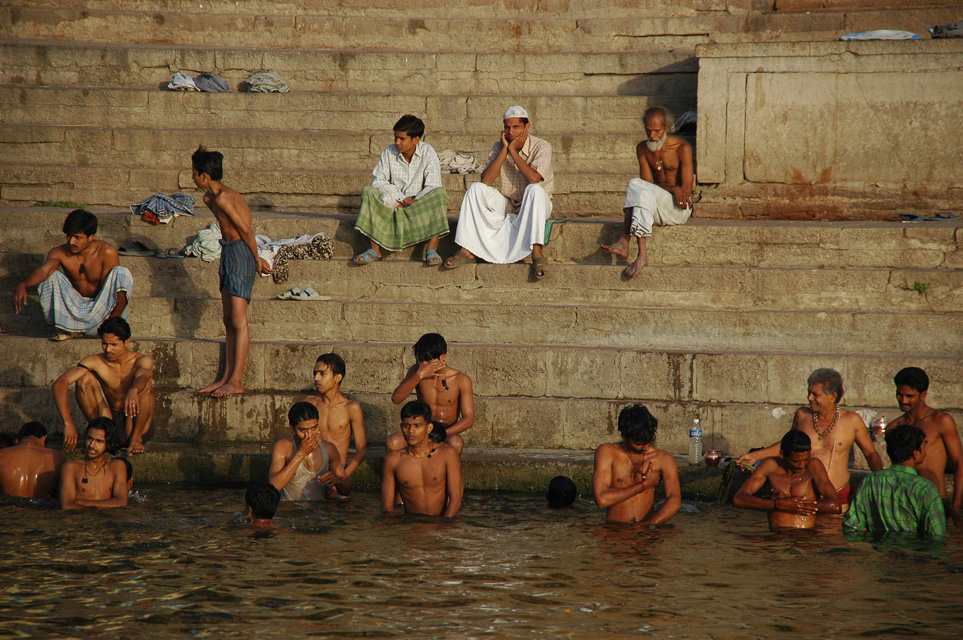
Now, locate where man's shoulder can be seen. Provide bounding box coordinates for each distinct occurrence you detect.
[94,239,118,256]
[528,135,551,151]
[667,134,691,151]
[272,437,294,455]
[434,442,461,462]
[61,459,81,473]
[839,409,866,429]
[594,442,623,458]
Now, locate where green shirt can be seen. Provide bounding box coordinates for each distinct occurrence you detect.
[844,464,946,537]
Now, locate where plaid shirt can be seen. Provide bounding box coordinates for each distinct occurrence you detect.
[844,464,946,537]
[371,141,442,207]
[484,134,554,211]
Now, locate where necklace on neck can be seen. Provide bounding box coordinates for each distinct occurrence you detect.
[82,458,107,491]
[812,408,840,441]
[408,447,436,460]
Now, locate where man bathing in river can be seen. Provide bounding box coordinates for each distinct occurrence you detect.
[733,430,841,529]
[885,367,962,517]
[60,418,128,509]
[601,106,693,279]
[270,402,351,501]
[382,400,463,518]
[738,368,882,512]
[388,333,474,454]
[0,422,66,498]
[52,317,155,454]
[593,404,681,524]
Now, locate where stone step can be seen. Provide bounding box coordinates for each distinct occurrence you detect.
[0,87,690,134]
[2,289,961,355]
[3,250,959,313]
[5,334,962,410]
[0,41,698,96]
[2,209,959,271]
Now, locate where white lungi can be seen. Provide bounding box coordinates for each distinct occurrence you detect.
[624,178,692,238]
[38,267,132,334]
[454,182,552,264]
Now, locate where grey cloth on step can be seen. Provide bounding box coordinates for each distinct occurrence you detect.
[928,22,963,38]
[193,73,231,92]
[242,71,291,93]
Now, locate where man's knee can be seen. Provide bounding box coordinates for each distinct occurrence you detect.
[385,432,405,452]
[446,434,464,454]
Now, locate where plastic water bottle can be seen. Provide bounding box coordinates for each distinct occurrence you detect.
[688,418,703,466]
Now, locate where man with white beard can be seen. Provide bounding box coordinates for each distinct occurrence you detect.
[601,106,694,279]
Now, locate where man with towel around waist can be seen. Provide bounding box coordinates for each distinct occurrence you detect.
[444,105,554,280]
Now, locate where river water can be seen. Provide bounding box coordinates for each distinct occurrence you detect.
[1,489,961,639]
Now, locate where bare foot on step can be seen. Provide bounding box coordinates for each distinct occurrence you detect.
[601,240,629,259]
[210,382,244,398]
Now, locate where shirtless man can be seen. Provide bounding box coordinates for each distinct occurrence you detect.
[51,317,154,453]
[269,402,351,501]
[382,400,463,517]
[191,146,273,398]
[388,333,474,454]
[885,367,962,516]
[593,404,681,524]
[0,422,66,498]
[733,430,841,529]
[737,368,883,511]
[601,106,694,279]
[59,417,128,509]
[13,209,132,341]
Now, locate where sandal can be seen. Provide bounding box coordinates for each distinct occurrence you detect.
[533,256,549,280]
[50,331,84,342]
[353,249,382,265]
[424,248,442,266]
[443,249,473,270]
[119,241,154,257]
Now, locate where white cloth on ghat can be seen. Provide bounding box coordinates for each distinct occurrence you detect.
[454,181,551,264]
[183,222,222,262]
[623,178,691,238]
[38,267,132,334]
[255,233,328,270]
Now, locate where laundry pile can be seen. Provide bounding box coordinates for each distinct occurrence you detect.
[167,71,291,93]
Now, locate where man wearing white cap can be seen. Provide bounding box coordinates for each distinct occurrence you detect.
[444,106,554,279]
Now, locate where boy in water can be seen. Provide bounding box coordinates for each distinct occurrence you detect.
[246,483,280,527]
[269,402,351,501]
[304,354,366,491]
[382,400,462,517]
[389,333,473,453]
[192,146,273,398]
[733,430,841,529]
[59,417,128,509]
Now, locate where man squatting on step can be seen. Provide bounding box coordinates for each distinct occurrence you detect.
[602,106,694,279]
[12,209,132,342]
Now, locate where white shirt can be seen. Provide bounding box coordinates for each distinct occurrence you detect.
[371,141,443,207]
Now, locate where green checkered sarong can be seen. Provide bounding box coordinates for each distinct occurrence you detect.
[354,186,449,252]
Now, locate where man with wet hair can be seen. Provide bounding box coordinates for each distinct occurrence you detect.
[0,422,66,498]
[593,404,681,523]
[52,317,155,453]
[60,417,129,509]
[192,146,274,398]
[602,106,694,279]
[269,401,351,501]
[885,367,962,516]
[445,105,554,279]
[389,333,474,454]
[13,209,133,341]
[353,114,449,266]
[382,400,463,517]
[738,368,882,511]
[546,475,578,510]
[245,483,281,527]
[845,425,946,537]
[733,430,840,529]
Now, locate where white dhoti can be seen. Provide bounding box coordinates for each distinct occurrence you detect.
[624,178,691,238]
[38,267,133,334]
[454,182,552,264]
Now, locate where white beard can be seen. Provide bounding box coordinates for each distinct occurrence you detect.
[645,135,667,152]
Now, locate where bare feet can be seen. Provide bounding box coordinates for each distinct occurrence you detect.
[128,440,146,455]
[601,240,629,259]
[197,380,226,395]
[210,382,244,398]
[624,257,647,279]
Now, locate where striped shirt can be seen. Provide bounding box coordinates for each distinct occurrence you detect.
[484,134,554,211]
[844,464,946,537]
[371,141,443,207]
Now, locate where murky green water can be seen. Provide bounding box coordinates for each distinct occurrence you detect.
[1,489,961,639]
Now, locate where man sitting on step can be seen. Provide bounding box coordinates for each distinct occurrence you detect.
[353,114,449,266]
[601,106,694,279]
[444,105,554,280]
[13,209,133,341]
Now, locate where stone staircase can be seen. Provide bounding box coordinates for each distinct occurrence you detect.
[0,0,961,467]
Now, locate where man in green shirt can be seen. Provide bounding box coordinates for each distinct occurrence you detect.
[844,425,946,537]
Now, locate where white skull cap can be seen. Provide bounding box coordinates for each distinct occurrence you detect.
[503,105,530,120]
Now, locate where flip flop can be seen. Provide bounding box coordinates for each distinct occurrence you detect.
[296,287,331,301]
[443,250,473,270]
[119,241,154,257]
[277,286,303,300]
[49,331,84,342]
[424,248,442,266]
[935,212,961,220]
[533,256,549,280]
[353,249,382,265]
[154,248,185,259]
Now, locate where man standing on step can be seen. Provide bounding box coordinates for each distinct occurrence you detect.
[353,114,449,266]
[884,367,962,517]
[13,209,133,341]
[191,146,273,398]
[601,106,693,279]
[737,368,883,512]
[444,105,554,280]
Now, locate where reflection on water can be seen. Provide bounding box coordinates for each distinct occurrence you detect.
[1,489,961,639]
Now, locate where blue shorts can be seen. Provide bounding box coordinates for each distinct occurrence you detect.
[218,240,256,302]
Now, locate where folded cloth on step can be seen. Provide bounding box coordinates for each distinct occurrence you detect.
[193,73,231,92]
[168,72,198,91]
[438,149,482,174]
[242,71,290,93]
[130,192,196,224]
[262,232,334,284]
[839,30,920,40]
[183,222,223,262]
[928,22,963,38]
